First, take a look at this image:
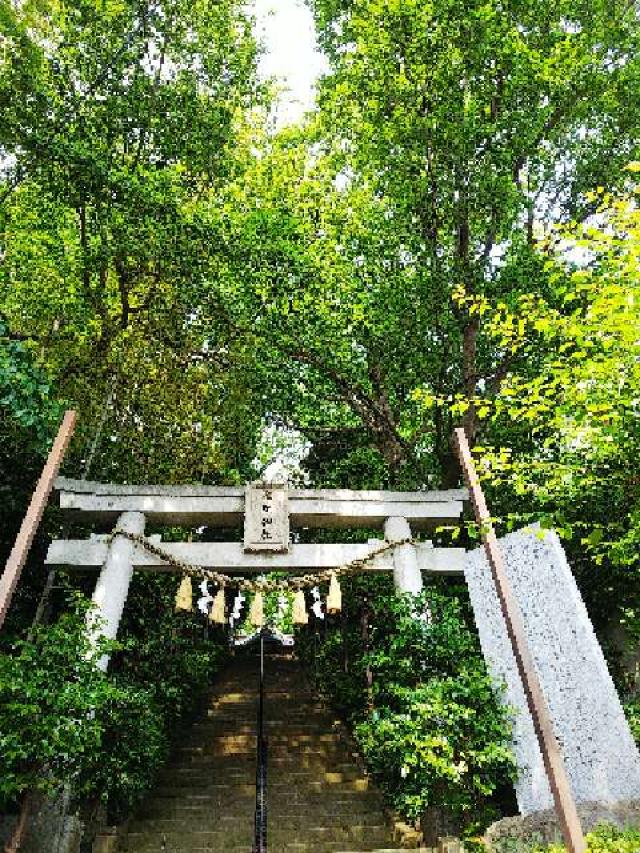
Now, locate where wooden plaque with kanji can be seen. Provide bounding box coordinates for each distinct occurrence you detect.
[243,483,290,553]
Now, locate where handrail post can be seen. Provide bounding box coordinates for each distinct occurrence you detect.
[253,630,267,853]
[453,427,586,853]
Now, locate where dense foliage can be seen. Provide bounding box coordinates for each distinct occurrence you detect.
[0,0,255,827]
[543,825,640,853]
[491,825,640,853]
[277,0,640,482]
[298,577,517,833]
[0,597,114,803]
[0,0,263,484]
[468,192,640,688]
[0,591,227,820]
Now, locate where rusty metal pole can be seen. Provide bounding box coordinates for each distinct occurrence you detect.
[0,410,77,630]
[453,427,586,853]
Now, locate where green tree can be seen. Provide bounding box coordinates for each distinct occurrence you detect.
[0,0,263,484]
[219,0,640,485]
[0,2,260,828]
[464,185,640,680]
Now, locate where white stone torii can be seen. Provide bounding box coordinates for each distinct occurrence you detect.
[48,479,468,670]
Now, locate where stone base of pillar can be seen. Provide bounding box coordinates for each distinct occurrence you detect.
[3,792,82,853]
[92,829,119,853]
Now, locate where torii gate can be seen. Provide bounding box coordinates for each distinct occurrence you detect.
[45,478,469,660]
[43,469,640,850]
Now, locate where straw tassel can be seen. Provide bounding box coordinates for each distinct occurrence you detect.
[209,587,226,624]
[326,571,342,614]
[249,591,264,627]
[175,575,193,612]
[292,588,308,625]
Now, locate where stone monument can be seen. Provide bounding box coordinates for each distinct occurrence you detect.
[465,525,640,814]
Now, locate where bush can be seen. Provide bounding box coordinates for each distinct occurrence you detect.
[74,681,168,816]
[355,673,516,830]
[579,825,640,853]
[0,586,228,821]
[0,596,117,807]
[497,824,640,853]
[488,824,640,852]
[623,698,640,746]
[298,576,517,834]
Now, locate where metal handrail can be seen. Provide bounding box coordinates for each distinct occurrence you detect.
[253,632,267,853]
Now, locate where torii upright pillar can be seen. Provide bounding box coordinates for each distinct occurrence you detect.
[384,516,422,595]
[88,511,145,671]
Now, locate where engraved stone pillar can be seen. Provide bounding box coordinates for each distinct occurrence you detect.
[384,516,422,595]
[88,511,145,671]
[465,525,640,814]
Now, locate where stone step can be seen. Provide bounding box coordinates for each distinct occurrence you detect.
[120,844,412,853]
[270,768,364,783]
[152,783,255,798]
[127,815,392,836]
[172,749,256,761]
[119,834,252,852]
[177,733,342,748]
[278,844,424,853]
[154,777,370,796]
[143,785,255,798]
[121,825,393,848]
[175,742,346,759]
[268,749,357,760]
[131,799,383,825]
[278,842,423,853]
[169,755,357,772]
[203,711,336,722]
[137,799,383,820]
[156,768,254,785]
[175,741,254,753]
[269,791,385,806]
[183,728,337,741]
[269,776,370,791]
[137,803,254,820]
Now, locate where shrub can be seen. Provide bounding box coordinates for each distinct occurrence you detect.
[74,682,168,817]
[299,576,517,833]
[0,586,228,821]
[581,825,640,853]
[623,698,640,746]
[355,673,516,831]
[488,825,640,852]
[0,596,116,807]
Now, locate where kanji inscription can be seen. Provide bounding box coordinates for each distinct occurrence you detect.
[243,483,290,553]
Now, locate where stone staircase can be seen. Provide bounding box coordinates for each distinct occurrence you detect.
[117,646,416,853]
